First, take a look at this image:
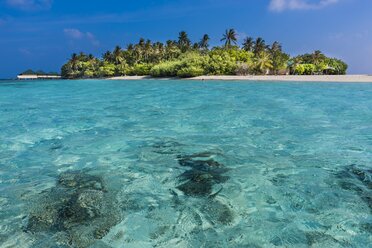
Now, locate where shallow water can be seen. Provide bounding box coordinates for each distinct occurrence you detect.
[0,79,371,247]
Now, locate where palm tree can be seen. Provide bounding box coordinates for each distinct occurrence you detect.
[166,40,176,47]
[255,52,273,74]
[270,41,282,53]
[288,56,303,74]
[134,38,146,63]
[270,41,284,74]
[221,29,237,48]
[127,43,134,51]
[69,53,79,71]
[103,51,112,63]
[178,31,191,52]
[242,37,254,52]
[123,44,135,65]
[198,34,210,51]
[138,38,145,48]
[151,42,164,62]
[70,53,78,64]
[165,40,180,59]
[312,50,324,65]
[113,45,123,65]
[143,39,152,62]
[254,37,267,55]
[78,52,88,61]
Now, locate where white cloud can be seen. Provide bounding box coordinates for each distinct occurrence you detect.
[64,28,100,46]
[86,32,100,46]
[64,28,84,39]
[269,0,339,12]
[6,0,53,11]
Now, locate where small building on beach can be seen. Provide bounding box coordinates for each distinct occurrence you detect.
[17,74,61,80]
[17,69,61,80]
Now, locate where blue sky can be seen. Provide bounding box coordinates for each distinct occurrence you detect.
[0,0,371,78]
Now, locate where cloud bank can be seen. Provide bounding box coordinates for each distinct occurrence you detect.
[6,0,53,11]
[64,28,100,46]
[269,0,339,12]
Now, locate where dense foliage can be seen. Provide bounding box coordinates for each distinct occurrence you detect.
[21,69,60,76]
[61,29,348,79]
[290,50,348,75]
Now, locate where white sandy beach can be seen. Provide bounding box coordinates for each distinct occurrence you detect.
[109,76,152,80]
[190,75,372,82]
[109,75,372,82]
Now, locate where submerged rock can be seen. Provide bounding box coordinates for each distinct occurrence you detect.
[200,199,234,225]
[336,164,372,212]
[34,138,64,151]
[25,170,121,248]
[177,168,229,197]
[176,153,229,197]
[58,171,105,191]
[151,139,184,155]
[177,152,224,169]
[336,164,372,188]
[173,151,234,226]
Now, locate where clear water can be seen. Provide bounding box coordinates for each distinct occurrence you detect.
[0,79,371,248]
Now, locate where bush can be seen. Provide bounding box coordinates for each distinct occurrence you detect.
[150,53,208,77]
[294,64,305,75]
[97,62,115,77]
[303,64,316,75]
[294,64,315,75]
[235,62,250,76]
[129,63,152,76]
[205,48,246,75]
[83,69,95,78]
[115,62,129,76]
[325,58,348,75]
[177,66,204,78]
[150,61,181,77]
[228,48,254,63]
[206,54,237,75]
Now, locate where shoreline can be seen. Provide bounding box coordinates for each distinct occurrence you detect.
[108,75,372,83]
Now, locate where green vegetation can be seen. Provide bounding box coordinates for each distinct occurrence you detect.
[61,30,348,79]
[21,69,60,76]
[289,50,348,75]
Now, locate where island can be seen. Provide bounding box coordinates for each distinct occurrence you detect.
[61,29,348,80]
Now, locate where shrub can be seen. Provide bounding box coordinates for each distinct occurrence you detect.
[129,63,152,76]
[294,64,305,75]
[325,58,348,75]
[150,53,208,77]
[303,64,316,75]
[150,61,181,77]
[235,62,250,75]
[294,64,315,75]
[97,62,115,77]
[177,66,204,78]
[115,62,129,76]
[206,53,237,75]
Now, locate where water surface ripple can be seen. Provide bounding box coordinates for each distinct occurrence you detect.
[0,80,371,247]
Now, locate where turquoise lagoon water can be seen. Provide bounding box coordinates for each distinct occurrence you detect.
[0,79,371,247]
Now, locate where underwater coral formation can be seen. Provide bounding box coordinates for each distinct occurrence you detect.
[25,170,121,247]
